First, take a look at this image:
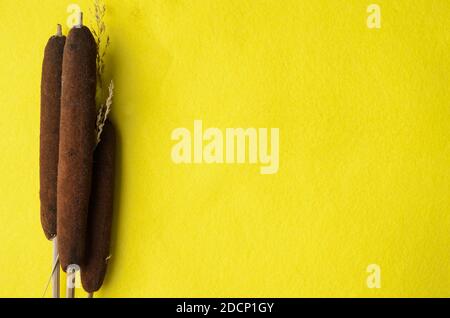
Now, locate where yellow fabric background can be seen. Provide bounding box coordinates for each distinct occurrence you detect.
[0,0,449,297]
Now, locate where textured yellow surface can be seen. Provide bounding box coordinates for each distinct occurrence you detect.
[0,0,449,297]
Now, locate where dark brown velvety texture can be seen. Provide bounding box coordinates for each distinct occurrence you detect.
[57,26,97,271]
[81,120,116,293]
[40,34,66,240]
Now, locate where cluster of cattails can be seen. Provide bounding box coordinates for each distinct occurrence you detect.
[40,13,115,298]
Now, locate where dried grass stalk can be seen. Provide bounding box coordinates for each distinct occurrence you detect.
[96,80,114,144]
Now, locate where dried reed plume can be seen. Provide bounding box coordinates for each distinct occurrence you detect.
[91,0,114,142]
[91,0,110,90]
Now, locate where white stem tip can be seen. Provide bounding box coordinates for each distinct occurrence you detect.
[76,12,83,28]
[56,24,62,36]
